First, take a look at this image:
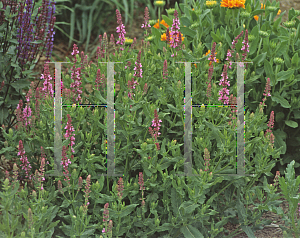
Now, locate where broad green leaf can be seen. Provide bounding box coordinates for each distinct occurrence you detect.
[161,15,173,28]
[119,204,139,218]
[285,120,298,128]
[180,224,204,238]
[276,69,294,82]
[264,60,274,80]
[252,52,267,66]
[271,93,291,108]
[181,27,196,38]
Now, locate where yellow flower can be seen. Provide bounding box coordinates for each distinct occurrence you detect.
[153,19,169,29]
[254,15,259,21]
[220,0,245,9]
[192,8,194,10]
[261,3,265,9]
[277,9,281,15]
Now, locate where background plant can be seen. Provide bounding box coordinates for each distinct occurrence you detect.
[0,0,56,166]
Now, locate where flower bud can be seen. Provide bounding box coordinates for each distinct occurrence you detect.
[274,57,284,65]
[8,128,13,136]
[149,19,157,26]
[282,20,295,28]
[146,138,152,143]
[154,1,166,7]
[248,35,255,42]
[141,142,147,151]
[251,71,256,77]
[93,181,100,192]
[240,11,250,18]
[171,140,177,146]
[260,131,264,137]
[32,190,37,198]
[190,22,200,29]
[269,41,277,50]
[250,112,255,120]
[266,6,277,12]
[155,218,160,226]
[205,1,217,8]
[146,36,154,42]
[258,30,269,38]
[72,215,76,219]
[21,232,26,237]
[71,169,77,180]
[4,141,8,147]
[166,8,175,15]
[80,205,84,214]
[177,80,181,89]
[40,121,44,128]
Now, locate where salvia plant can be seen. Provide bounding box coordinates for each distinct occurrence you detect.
[0,0,300,237]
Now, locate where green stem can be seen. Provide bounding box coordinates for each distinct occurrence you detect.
[210,10,214,33]
[256,38,263,58]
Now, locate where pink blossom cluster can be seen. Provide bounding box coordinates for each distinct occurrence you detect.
[148,109,162,150]
[127,50,142,100]
[115,9,126,51]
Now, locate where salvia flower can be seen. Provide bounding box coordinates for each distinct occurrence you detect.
[116,9,126,51]
[40,63,54,100]
[218,64,230,104]
[77,176,83,191]
[61,145,71,186]
[18,140,32,179]
[259,78,271,112]
[141,7,151,34]
[82,174,91,215]
[103,203,109,222]
[148,109,162,143]
[241,29,249,61]
[163,59,168,80]
[58,180,63,194]
[204,148,211,171]
[64,114,75,153]
[169,10,181,55]
[117,177,124,200]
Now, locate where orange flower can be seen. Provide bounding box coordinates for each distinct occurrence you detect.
[254,15,259,21]
[161,32,184,42]
[204,50,219,65]
[153,19,169,29]
[277,9,281,15]
[192,8,194,10]
[220,0,245,9]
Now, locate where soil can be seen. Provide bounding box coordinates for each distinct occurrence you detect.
[3,1,300,237]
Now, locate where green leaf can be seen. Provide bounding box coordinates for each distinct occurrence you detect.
[161,15,173,28]
[285,120,298,128]
[0,107,8,125]
[271,92,291,108]
[180,27,196,38]
[180,224,204,238]
[180,17,191,27]
[252,52,267,66]
[275,41,288,57]
[119,204,139,218]
[179,200,199,214]
[264,60,274,80]
[276,69,294,82]
[94,90,106,104]
[10,79,31,91]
